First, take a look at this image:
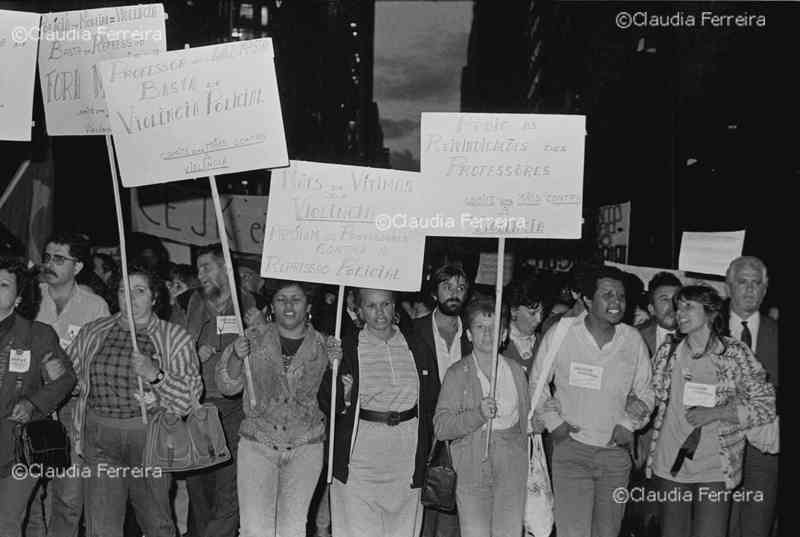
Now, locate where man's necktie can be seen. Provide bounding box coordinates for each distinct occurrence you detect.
[741,321,753,349]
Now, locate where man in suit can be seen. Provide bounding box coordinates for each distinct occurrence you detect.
[726,256,778,537]
[415,264,472,537]
[638,272,682,357]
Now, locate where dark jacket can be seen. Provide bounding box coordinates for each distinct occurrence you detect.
[318,323,438,487]
[0,314,77,476]
[412,312,472,382]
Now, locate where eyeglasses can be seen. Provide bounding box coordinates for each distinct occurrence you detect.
[42,253,78,266]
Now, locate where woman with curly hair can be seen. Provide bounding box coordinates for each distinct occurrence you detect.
[645,285,776,537]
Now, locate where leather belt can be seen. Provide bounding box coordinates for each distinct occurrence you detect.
[360,405,418,426]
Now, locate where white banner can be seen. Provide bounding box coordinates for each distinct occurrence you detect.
[130,187,267,255]
[678,231,745,277]
[260,161,426,291]
[37,4,166,135]
[597,201,630,263]
[0,10,41,141]
[99,38,288,186]
[419,113,585,238]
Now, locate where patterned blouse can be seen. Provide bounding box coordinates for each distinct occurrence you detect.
[645,335,776,489]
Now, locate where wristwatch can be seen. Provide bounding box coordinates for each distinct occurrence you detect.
[149,369,165,386]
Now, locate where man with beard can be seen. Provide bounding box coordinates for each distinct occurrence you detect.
[27,232,110,537]
[414,264,472,537]
[528,265,653,537]
[171,244,257,537]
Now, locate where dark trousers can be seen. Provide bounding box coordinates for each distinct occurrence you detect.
[185,397,243,537]
[421,508,460,537]
[728,442,778,537]
[655,476,730,537]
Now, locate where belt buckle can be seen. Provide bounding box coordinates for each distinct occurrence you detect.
[386,411,400,427]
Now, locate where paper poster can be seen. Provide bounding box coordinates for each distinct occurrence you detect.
[99,38,288,186]
[678,231,745,277]
[0,10,41,141]
[260,161,426,291]
[130,187,268,255]
[419,113,585,238]
[474,252,514,286]
[597,201,630,263]
[37,4,166,135]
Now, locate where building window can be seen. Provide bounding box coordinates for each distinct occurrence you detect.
[240,3,254,20]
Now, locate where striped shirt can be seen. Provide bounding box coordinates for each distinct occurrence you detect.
[358,328,419,413]
[69,314,202,456]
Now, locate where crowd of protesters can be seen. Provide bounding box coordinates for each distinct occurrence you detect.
[0,231,778,537]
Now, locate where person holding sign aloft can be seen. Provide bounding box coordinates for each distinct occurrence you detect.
[215,280,341,537]
[318,288,438,537]
[0,257,76,537]
[433,297,529,537]
[645,285,776,537]
[68,265,202,537]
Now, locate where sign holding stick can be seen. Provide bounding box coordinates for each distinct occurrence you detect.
[327,285,345,484]
[106,136,148,424]
[208,176,256,409]
[483,238,505,459]
[0,160,31,210]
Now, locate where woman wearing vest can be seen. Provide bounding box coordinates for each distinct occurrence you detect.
[434,297,529,537]
[216,280,340,537]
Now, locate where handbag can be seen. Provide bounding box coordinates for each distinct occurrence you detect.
[144,403,231,472]
[421,439,457,513]
[15,418,71,471]
[525,434,554,537]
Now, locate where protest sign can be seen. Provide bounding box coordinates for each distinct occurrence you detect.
[260,161,426,291]
[475,252,514,286]
[130,187,267,255]
[678,231,745,277]
[419,113,585,238]
[597,201,630,263]
[99,38,288,186]
[38,4,166,135]
[0,10,40,141]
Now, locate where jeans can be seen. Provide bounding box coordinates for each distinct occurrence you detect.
[728,442,778,537]
[552,436,631,537]
[185,397,243,537]
[0,474,38,537]
[237,438,323,537]
[83,412,175,537]
[654,476,730,537]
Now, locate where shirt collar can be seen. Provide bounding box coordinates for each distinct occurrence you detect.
[432,307,462,339]
[730,310,760,329]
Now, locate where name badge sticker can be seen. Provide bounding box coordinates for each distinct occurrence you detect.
[568,362,603,390]
[9,349,31,373]
[216,316,239,335]
[683,382,717,408]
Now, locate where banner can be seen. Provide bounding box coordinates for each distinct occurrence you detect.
[0,10,40,141]
[260,161,426,291]
[597,201,630,263]
[38,4,166,135]
[99,38,288,186]
[678,230,745,277]
[419,113,585,238]
[474,252,514,286]
[130,186,267,255]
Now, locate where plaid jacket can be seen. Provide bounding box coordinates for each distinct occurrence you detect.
[68,314,202,456]
[645,335,776,489]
